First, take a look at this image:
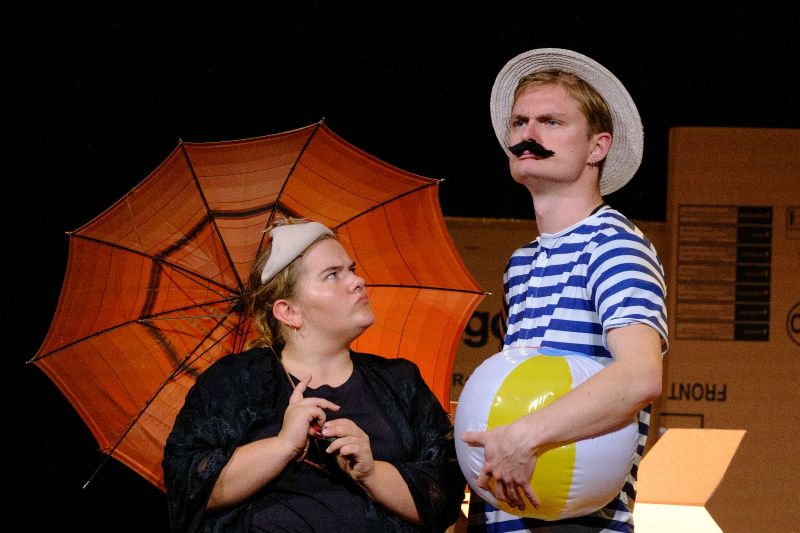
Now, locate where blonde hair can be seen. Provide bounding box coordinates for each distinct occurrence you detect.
[244,219,337,349]
[514,69,613,141]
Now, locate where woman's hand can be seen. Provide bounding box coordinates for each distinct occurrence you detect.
[206,376,340,511]
[320,418,374,482]
[277,375,340,458]
[322,419,421,524]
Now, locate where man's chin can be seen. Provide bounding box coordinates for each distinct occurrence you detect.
[510,171,543,188]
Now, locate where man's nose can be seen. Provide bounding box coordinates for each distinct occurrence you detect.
[521,121,540,142]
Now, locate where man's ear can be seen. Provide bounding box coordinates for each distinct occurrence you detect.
[590,132,612,162]
[273,299,301,330]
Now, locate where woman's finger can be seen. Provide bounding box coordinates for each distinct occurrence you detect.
[288,375,311,403]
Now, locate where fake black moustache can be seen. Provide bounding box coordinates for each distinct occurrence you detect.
[508,139,555,158]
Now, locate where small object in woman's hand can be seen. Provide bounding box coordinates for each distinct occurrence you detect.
[311,423,336,443]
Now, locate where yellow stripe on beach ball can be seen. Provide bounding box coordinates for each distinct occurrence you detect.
[486,355,576,520]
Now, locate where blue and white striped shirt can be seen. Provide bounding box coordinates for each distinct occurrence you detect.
[468,206,668,533]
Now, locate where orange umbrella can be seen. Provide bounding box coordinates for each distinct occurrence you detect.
[30,121,484,491]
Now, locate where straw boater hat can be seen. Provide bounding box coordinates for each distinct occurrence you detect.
[490,48,644,196]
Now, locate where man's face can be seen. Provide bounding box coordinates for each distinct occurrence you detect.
[507,84,598,189]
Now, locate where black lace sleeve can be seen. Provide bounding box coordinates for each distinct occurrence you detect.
[398,363,466,532]
[161,349,276,533]
[357,355,467,532]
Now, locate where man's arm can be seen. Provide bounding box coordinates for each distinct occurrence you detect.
[461,323,663,510]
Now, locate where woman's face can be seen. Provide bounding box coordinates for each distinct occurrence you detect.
[291,238,375,342]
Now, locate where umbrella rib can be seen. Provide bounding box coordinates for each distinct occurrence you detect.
[332,180,441,230]
[366,283,488,295]
[180,142,245,290]
[31,298,234,362]
[82,315,237,489]
[230,296,256,354]
[72,233,236,295]
[336,181,491,298]
[145,312,238,385]
[259,120,325,256]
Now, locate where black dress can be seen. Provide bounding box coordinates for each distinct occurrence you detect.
[162,347,466,533]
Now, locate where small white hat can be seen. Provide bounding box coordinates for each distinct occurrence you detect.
[490,48,644,196]
[260,221,333,284]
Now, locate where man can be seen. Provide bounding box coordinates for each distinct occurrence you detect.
[461,48,668,532]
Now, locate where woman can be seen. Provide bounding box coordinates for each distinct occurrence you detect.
[163,219,466,532]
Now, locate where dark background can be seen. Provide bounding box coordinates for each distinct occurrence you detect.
[5,3,798,531]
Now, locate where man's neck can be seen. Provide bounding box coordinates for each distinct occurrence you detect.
[531,192,605,234]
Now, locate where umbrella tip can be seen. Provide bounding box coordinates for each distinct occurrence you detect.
[82,453,112,490]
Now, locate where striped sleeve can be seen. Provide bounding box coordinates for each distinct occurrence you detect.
[586,231,669,351]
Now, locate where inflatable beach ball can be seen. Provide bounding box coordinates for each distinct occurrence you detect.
[453,346,639,520]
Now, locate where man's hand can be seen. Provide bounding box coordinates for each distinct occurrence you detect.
[462,421,540,511]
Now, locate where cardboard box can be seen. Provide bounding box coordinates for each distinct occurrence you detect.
[662,128,800,532]
[633,428,746,532]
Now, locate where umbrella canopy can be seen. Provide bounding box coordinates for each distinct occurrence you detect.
[31,122,484,490]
